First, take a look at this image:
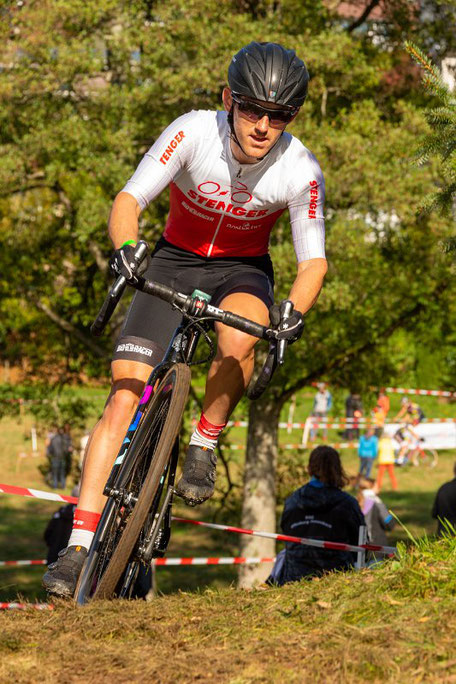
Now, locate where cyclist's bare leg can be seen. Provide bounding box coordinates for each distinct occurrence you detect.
[202,292,269,424]
[77,359,152,515]
[176,292,269,505]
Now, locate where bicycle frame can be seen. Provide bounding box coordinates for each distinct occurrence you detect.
[103,313,204,497]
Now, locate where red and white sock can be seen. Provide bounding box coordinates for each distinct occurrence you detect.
[67,509,101,550]
[189,412,227,450]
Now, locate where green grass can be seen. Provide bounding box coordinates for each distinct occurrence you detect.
[1,392,455,681]
[0,392,455,603]
[1,536,456,682]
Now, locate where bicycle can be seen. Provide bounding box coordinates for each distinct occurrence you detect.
[75,241,291,603]
[409,440,438,468]
[394,425,438,469]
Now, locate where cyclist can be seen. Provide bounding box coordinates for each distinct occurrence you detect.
[43,41,327,596]
[393,398,425,426]
[393,424,420,465]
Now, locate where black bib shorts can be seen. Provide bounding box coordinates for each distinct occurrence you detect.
[112,238,275,367]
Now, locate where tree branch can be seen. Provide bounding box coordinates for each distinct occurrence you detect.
[30,296,109,358]
[346,0,381,33]
[88,241,109,275]
[278,280,448,405]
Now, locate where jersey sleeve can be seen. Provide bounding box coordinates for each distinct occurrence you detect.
[121,110,202,210]
[287,147,326,263]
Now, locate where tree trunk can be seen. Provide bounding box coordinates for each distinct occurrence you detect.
[238,394,281,588]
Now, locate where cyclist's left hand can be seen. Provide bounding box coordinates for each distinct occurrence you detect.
[269,303,304,343]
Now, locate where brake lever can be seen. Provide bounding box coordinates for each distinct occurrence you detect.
[277,300,294,365]
[124,241,149,283]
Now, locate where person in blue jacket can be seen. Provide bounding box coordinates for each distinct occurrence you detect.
[268,445,365,585]
[357,428,379,479]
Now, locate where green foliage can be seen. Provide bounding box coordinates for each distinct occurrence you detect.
[0,0,454,400]
[405,41,456,218]
[0,384,95,430]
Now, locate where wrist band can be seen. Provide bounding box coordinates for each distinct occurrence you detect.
[120,239,137,248]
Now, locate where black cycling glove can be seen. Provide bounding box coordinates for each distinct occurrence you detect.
[109,242,149,280]
[269,302,304,343]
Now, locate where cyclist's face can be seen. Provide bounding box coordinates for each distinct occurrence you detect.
[222,88,297,163]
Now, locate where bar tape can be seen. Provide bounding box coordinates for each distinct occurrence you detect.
[0,483,396,555]
[0,602,53,610]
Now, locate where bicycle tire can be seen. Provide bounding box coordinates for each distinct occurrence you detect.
[423,448,438,468]
[75,363,191,603]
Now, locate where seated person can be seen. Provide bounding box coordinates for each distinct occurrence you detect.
[268,445,365,585]
[357,477,395,559]
[432,463,456,537]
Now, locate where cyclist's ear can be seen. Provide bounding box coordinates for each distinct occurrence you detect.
[222,87,233,113]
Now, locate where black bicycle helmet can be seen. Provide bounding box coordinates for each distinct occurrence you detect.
[228,42,309,109]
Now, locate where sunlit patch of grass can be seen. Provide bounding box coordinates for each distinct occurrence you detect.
[1,537,456,681]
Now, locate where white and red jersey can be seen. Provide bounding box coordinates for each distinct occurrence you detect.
[122,110,325,262]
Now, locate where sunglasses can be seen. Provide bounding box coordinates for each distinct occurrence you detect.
[231,94,298,128]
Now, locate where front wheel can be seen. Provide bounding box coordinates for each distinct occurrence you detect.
[422,448,438,468]
[75,363,191,603]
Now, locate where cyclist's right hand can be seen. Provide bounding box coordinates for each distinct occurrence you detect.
[109,241,150,280]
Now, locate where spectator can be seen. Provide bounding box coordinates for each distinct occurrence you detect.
[48,427,69,490]
[376,435,398,491]
[345,392,363,440]
[373,389,390,437]
[376,389,390,418]
[267,445,365,585]
[357,428,379,479]
[432,463,456,536]
[357,477,395,555]
[44,485,79,564]
[310,382,332,440]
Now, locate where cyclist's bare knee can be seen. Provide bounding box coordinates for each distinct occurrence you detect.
[215,293,268,364]
[103,360,153,428]
[216,329,257,364]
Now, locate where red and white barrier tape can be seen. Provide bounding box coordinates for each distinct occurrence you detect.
[154,556,274,566]
[0,602,53,610]
[171,517,396,556]
[310,383,456,397]
[307,417,456,428]
[222,442,359,450]
[0,483,78,504]
[0,482,396,555]
[0,559,47,567]
[381,386,456,397]
[0,557,274,568]
[223,417,456,430]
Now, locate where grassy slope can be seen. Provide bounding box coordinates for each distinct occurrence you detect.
[1,392,455,601]
[1,392,456,681]
[1,537,456,683]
